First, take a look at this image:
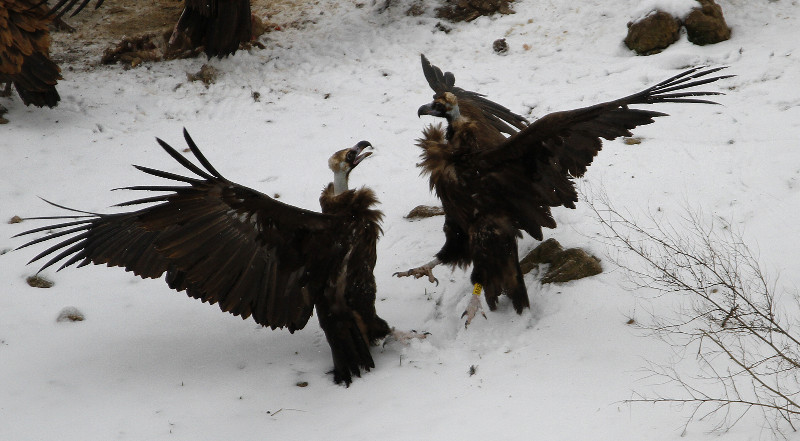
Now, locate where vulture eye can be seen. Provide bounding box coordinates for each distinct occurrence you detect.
[433,102,447,113]
[346,151,356,162]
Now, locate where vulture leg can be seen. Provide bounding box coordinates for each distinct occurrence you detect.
[393,257,440,285]
[461,284,487,328]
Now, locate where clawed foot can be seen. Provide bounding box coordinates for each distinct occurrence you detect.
[461,295,487,328]
[393,266,439,285]
[383,328,430,346]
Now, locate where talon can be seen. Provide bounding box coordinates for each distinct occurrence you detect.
[462,284,486,328]
[384,328,430,346]
[393,266,439,285]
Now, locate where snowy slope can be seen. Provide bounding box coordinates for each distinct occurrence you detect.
[2,0,799,439]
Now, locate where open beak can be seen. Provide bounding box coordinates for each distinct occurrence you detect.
[350,141,373,167]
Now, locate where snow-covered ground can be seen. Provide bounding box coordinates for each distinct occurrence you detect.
[2,0,799,439]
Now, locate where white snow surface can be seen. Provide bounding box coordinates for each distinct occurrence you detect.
[2,0,799,440]
[630,0,700,22]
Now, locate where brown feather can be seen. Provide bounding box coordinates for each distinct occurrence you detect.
[0,0,60,107]
[415,56,731,314]
[15,131,386,386]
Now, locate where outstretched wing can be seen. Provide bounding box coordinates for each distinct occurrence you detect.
[421,54,528,136]
[471,67,733,239]
[15,129,337,332]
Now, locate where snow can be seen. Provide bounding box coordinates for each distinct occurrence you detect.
[2,0,799,439]
[630,0,700,22]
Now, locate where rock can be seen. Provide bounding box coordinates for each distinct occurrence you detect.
[542,247,602,284]
[493,38,509,54]
[624,10,681,55]
[520,238,563,273]
[404,205,445,220]
[56,306,85,322]
[436,0,515,23]
[187,64,219,88]
[684,0,731,46]
[8,215,22,224]
[520,238,602,283]
[26,275,54,288]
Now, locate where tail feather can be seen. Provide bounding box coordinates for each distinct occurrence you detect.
[316,307,375,386]
[172,0,252,58]
[14,52,61,108]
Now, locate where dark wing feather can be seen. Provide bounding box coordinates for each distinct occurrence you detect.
[174,0,252,58]
[15,130,339,332]
[421,54,528,136]
[469,67,732,238]
[478,66,733,175]
[39,0,104,18]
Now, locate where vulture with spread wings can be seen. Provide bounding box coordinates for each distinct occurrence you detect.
[396,55,732,326]
[15,129,390,385]
[43,0,252,58]
[0,0,61,107]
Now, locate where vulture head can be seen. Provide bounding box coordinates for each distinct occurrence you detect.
[418,92,461,122]
[328,141,373,194]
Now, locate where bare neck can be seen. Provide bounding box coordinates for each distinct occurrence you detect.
[332,170,349,195]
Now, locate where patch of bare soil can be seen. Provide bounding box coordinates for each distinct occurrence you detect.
[48,0,313,68]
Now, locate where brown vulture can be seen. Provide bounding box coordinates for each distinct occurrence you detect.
[395,54,732,326]
[0,0,61,107]
[15,129,391,385]
[43,0,252,58]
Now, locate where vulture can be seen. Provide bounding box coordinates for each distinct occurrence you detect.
[396,54,732,326]
[0,0,61,107]
[43,0,252,58]
[15,129,391,385]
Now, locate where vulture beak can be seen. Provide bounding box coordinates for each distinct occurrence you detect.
[417,102,443,118]
[349,141,373,168]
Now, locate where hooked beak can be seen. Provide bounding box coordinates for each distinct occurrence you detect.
[417,102,444,118]
[350,141,373,167]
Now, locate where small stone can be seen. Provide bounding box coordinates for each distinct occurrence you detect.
[623,137,642,145]
[541,248,602,284]
[9,215,22,224]
[684,0,731,46]
[405,205,445,220]
[296,381,309,387]
[520,238,564,273]
[624,10,681,55]
[520,239,603,283]
[56,306,85,323]
[493,38,509,54]
[187,64,218,88]
[26,275,54,288]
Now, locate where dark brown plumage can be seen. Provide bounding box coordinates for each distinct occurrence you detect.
[43,0,252,58]
[15,130,387,385]
[0,0,61,107]
[397,54,732,325]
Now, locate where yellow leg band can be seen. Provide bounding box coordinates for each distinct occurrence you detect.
[472,283,483,296]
